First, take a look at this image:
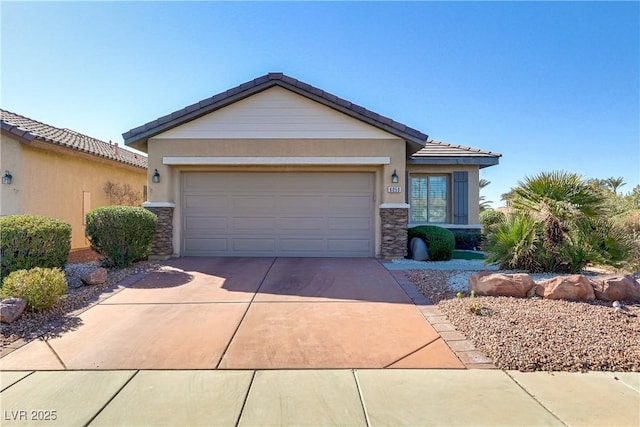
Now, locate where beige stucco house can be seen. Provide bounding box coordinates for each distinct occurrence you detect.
[124,73,500,258]
[1,110,148,250]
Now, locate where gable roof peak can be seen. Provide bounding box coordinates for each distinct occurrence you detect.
[123,73,428,152]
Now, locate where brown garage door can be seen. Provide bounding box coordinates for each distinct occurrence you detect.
[182,172,374,257]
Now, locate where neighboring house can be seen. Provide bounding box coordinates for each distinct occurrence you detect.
[1,109,148,250]
[124,73,500,259]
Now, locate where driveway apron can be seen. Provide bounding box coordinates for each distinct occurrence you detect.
[0,258,463,370]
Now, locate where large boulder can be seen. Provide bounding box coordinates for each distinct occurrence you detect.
[410,237,429,261]
[590,275,640,303]
[81,267,108,285]
[1,298,27,323]
[469,271,535,298]
[536,275,595,301]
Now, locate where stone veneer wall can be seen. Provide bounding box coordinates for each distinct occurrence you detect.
[144,206,174,258]
[380,207,408,258]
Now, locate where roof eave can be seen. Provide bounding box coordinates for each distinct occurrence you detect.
[408,156,500,168]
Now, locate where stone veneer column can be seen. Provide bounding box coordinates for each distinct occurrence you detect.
[143,204,174,259]
[380,205,409,259]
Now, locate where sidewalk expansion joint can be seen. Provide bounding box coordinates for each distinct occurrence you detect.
[84,370,140,427]
[504,370,569,427]
[234,370,256,427]
[352,369,372,427]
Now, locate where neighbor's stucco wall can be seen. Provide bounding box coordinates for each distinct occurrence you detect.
[407,164,480,225]
[4,138,147,249]
[0,136,24,215]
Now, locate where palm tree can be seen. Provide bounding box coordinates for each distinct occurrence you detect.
[510,171,606,259]
[479,179,492,212]
[602,176,626,194]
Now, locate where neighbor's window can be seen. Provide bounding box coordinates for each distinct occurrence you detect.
[410,176,449,223]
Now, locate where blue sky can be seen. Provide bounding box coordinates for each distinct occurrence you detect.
[2,1,638,207]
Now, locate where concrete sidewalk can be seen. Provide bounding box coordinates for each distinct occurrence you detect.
[1,369,638,426]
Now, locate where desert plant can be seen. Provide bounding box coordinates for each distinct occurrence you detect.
[510,171,606,256]
[1,267,67,311]
[484,212,541,271]
[408,225,455,261]
[85,206,157,268]
[480,210,506,234]
[0,215,71,279]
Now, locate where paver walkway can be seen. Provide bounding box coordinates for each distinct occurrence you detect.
[1,257,466,370]
[1,369,638,426]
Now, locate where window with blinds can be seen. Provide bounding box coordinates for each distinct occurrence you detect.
[410,175,449,223]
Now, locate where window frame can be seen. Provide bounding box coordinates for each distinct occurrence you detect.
[409,174,451,224]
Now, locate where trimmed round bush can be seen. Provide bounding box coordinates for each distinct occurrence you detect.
[0,215,71,279]
[408,225,455,261]
[86,206,157,268]
[1,267,67,311]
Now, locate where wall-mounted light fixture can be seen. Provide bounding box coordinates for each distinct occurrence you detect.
[152,169,160,183]
[2,171,13,185]
[391,169,399,183]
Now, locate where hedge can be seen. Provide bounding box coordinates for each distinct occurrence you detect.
[0,215,71,279]
[85,206,157,268]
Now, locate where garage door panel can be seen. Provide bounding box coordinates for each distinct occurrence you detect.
[184,194,230,209]
[231,217,277,231]
[278,217,325,231]
[328,239,372,252]
[184,238,228,252]
[279,238,326,252]
[182,172,374,257]
[231,195,277,210]
[184,216,228,234]
[328,217,372,231]
[279,195,325,211]
[232,238,277,252]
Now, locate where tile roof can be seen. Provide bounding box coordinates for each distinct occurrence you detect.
[409,139,501,168]
[123,72,429,151]
[1,109,147,169]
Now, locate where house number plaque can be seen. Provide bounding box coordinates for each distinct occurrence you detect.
[387,186,402,193]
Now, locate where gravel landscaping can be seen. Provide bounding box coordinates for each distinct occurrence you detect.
[1,261,161,348]
[407,268,640,372]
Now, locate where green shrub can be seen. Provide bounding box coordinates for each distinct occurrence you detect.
[86,206,157,268]
[408,225,455,261]
[483,212,541,271]
[0,215,71,279]
[1,267,67,311]
[480,209,506,233]
[452,231,484,250]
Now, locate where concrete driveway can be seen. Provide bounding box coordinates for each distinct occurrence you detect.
[1,257,466,370]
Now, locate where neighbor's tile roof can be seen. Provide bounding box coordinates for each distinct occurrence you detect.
[123,72,429,151]
[409,139,501,168]
[1,109,147,169]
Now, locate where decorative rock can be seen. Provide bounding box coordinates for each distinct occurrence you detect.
[1,298,27,323]
[590,275,640,303]
[469,271,535,298]
[536,275,595,301]
[410,237,429,261]
[81,267,108,285]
